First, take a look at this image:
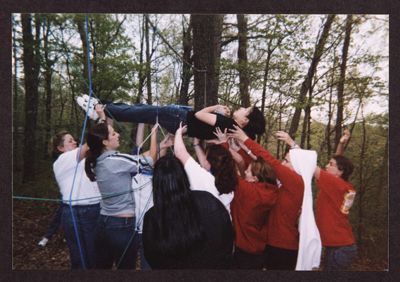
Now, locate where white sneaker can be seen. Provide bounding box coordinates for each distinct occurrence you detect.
[38,237,49,247]
[76,96,99,120]
[82,94,100,108]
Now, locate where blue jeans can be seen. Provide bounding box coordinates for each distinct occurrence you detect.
[105,103,192,134]
[44,204,62,239]
[95,214,140,269]
[323,245,357,271]
[61,203,100,269]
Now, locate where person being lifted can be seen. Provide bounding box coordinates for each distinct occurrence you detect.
[76,94,265,141]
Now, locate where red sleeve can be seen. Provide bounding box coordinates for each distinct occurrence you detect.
[244,138,303,194]
[244,139,281,168]
[237,149,253,168]
[220,142,229,150]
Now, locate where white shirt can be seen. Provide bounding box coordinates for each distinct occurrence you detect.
[184,157,233,215]
[53,147,101,206]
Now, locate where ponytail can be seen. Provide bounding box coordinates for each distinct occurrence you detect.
[85,123,109,182]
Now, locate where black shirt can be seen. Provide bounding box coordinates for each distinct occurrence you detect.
[142,190,234,269]
[186,111,238,140]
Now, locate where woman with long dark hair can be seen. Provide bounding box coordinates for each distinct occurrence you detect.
[142,153,234,269]
[85,105,158,269]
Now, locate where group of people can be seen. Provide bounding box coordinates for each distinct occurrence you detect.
[39,94,357,271]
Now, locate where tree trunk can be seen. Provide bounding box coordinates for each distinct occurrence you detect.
[145,15,152,104]
[76,15,89,95]
[301,86,313,149]
[22,14,41,183]
[192,15,223,111]
[43,17,54,158]
[288,15,335,138]
[237,14,250,107]
[178,16,193,106]
[357,104,366,254]
[137,16,146,103]
[13,16,19,154]
[335,15,353,147]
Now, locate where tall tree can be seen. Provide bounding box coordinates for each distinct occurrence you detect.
[335,15,353,147]
[237,14,250,107]
[42,15,58,158]
[145,15,152,104]
[178,16,192,105]
[288,15,335,138]
[192,15,224,111]
[137,16,146,103]
[75,15,89,95]
[21,14,41,183]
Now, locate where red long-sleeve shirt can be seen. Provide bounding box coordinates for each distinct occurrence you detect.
[316,170,356,246]
[231,178,278,254]
[244,139,304,250]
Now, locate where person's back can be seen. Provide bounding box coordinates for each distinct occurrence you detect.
[143,190,233,269]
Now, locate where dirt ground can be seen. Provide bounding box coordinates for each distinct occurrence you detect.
[12,200,387,271]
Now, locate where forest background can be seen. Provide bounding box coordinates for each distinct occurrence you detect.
[12,13,388,270]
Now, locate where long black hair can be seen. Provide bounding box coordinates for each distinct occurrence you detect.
[206,144,238,194]
[85,122,109,181]
[151,154,204,256]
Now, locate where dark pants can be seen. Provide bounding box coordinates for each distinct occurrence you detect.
[233,247,265,269]
[264,245,298,270]
[105,103,191,134]
[61,203,100,269]
[44,204,62,239]
[137,233,151,270]
[95,214,140,269]
[322,245,357,271]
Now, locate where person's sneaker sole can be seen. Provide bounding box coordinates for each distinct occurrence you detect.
[82,94,100,107]
[76,96,99,120]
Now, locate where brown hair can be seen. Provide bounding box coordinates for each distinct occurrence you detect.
[251,157,277,185]
[85,123,109,181]
[206,144,238,194]
[332,155,354,181]
[49,130,70,160]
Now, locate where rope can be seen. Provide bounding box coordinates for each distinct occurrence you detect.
[65,15,95,269]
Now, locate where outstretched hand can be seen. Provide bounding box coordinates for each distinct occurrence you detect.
[340,128,351,144]
[94,104,106,120]
[213,127,228,143]
[215,105,231,116]
[275,131,295,147]
[227,125,249,142]
[175,122,187,137]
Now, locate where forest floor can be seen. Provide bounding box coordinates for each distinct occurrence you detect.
[12,200,388,271]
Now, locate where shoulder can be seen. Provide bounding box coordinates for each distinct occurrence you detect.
[216,114,235,126]
[53,148,79,171]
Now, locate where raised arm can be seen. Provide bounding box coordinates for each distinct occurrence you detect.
[194,104,231,126]
[78,143,90,162]
[95,104,113,126]
[159,133,174,158]
[275,131,298,149]
[192,138,211,170]
[335,127,350,156]
[140,124,159,163]
[174,122,190,165]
